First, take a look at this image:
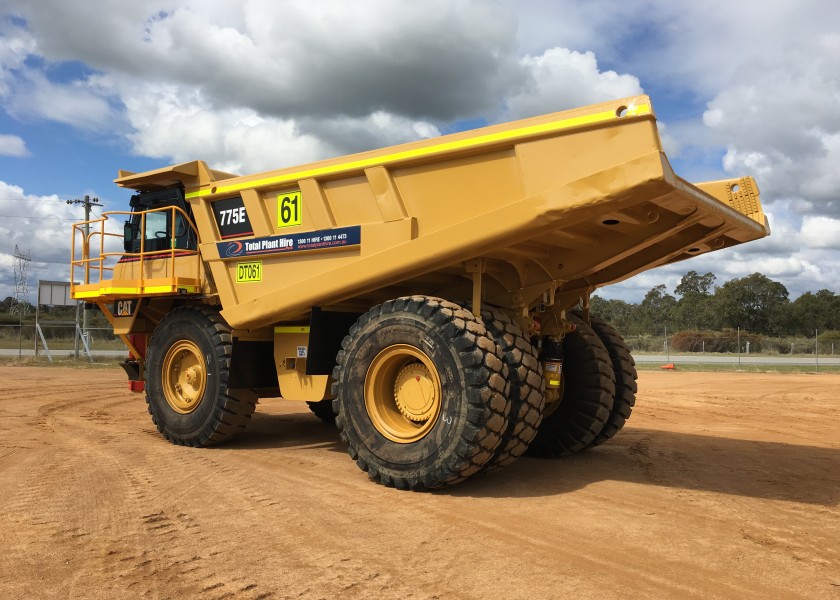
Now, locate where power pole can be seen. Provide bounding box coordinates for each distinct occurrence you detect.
[66,195,101,341]
[11,245,31,358]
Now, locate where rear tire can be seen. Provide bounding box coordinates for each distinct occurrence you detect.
[307,399,336,424]
[572,312,637,448]
[145,306,257,446]
[477,306,544,470]
[527,318,614,457]
[332,296,510,490]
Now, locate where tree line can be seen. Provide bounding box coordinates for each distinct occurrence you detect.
[591,271,840,337]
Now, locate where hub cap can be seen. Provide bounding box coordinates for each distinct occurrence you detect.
[162,340,206,414]
[364,344,442,443]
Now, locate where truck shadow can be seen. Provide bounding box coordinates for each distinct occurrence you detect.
[229,413,840,505]
[452,427,840,505]
[224,411,346,453]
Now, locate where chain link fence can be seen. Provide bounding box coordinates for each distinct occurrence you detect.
[621,328,838,356]
[0,323,123,356]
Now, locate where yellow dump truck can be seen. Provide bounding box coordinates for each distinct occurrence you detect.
[71,95,768,490]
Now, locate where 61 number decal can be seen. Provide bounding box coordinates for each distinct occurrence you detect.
[277,190,302,228]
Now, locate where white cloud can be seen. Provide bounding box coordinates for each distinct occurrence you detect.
[506,47,643,119]
[10,0,526,121]
[801,132,840,201]
[0,181,110,301]
[801,216,840,250]
[0,16,36,96]
[6,70,119,131]
[124,87,327,175]
[0,133,28,156]
[704,32,840,218]
[505,1,840,208]
[656,121,681,159]
[0,1,508,173]
[115,80,440,174]
[506,1,839,98]
[0,18,121,132]
[1,0,839,305]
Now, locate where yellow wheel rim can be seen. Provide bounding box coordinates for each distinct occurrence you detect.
[542,377,565,418]
[162,340,207,414]
[364,344,442,444]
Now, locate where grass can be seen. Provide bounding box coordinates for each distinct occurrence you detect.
[635,362,840,374]
[633,351,838,359]
[0,339,126,351]
[0,356,124,369]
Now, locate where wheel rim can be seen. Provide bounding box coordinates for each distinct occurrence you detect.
[542,377,565,418]
[162,340,207,414]
[364,344,442,444]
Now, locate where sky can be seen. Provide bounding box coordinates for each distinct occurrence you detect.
[1,0,839,305]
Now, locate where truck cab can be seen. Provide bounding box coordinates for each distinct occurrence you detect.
[123,187,197,254]
[71,184,205,304]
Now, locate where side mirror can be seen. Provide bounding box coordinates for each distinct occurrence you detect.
[123,221,139,252]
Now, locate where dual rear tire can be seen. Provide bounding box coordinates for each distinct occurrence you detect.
[331,299,637,486]
[527,312,637,457]
[332,296,511,490]
[581,313,637,448]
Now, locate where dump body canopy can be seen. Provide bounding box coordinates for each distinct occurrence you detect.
[113,95,767,329]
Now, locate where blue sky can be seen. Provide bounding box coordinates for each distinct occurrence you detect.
[1,0,839,303]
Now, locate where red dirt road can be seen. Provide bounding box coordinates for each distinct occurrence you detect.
[1,367,838,599]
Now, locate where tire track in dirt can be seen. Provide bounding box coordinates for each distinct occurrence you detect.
[59,416,278,599]
[2,367,839,599]
[0,368,271,600]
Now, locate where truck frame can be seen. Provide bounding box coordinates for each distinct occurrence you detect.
[71,95,768,490]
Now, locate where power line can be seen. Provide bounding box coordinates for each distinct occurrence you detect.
[0,214,77,221]
[0,197,70,205]
[90,207,123,236]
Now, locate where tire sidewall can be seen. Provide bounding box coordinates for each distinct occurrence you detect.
[146,311,225,441]
[339,313,470,471]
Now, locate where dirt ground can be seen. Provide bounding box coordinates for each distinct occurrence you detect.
[0,367,838,600]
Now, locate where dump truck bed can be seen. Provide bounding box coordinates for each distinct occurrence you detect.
[85,95,766,328]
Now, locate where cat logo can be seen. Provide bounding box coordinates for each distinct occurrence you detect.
[114,299,137,317]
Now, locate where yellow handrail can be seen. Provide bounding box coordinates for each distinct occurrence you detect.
[70,205,201,296]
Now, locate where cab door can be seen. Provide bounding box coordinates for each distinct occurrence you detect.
[124,187,198,253]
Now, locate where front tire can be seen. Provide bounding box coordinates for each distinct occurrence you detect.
[145,306,257,446]
[333,296,510,490]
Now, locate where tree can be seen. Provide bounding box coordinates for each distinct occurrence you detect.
[589,296,639,332]
[675,271,716,296]
[674,271,717,329]
[640,284,676,330]
[712,273,789,333]
[788,289,840,334]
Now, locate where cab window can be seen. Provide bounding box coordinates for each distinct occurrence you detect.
[144,211,168,244]
[123,187,197,253]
